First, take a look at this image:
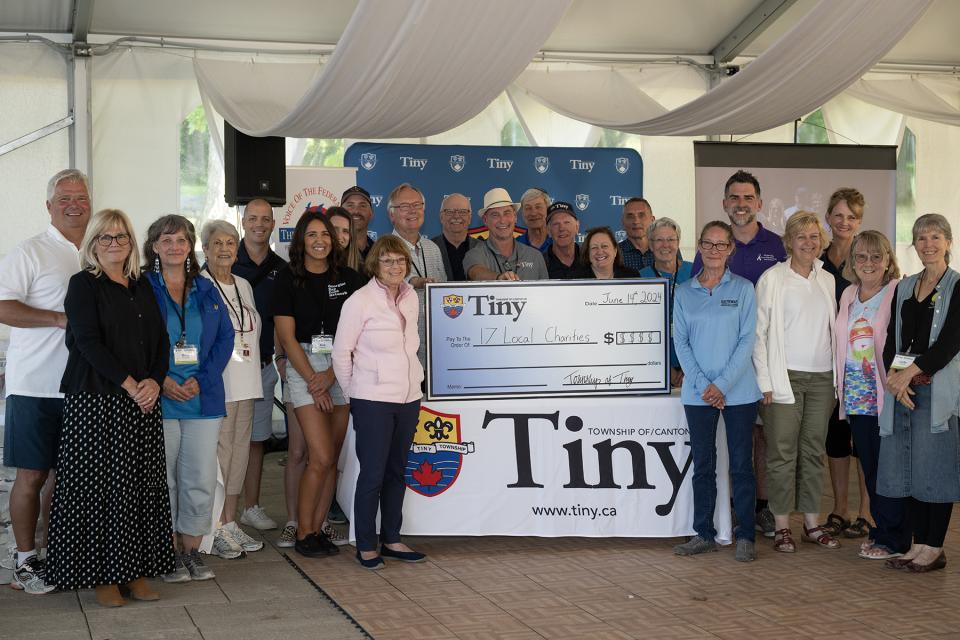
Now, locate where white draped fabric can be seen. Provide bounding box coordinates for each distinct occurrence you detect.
[195,0,571,139]
[846,77,960,128]
[512,0,931,136]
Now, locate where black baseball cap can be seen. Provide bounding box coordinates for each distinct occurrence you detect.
[341,185,372,205]
[547,201,577,222]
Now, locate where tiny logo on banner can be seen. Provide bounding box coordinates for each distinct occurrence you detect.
[615,157,630,174]
[405,407,474,497]
[370,195,384,207]
[360,153,377,170]
[449,155,465,173]
[575,194,591,211]
[279,227,295,243]
[534,156,550,174]
[442,294,464,318]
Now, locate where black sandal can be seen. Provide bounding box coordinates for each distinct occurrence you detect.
[843,516,870,538]
[822,513,849,536]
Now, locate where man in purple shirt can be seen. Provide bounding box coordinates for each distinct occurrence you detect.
[691,170,786,284]
[691,170,786,541]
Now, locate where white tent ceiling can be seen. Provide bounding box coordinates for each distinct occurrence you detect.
[3,0,959,66]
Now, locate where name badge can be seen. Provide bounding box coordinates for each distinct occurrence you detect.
[232,338,253,363]
[891,352,916,370]
[174,344,199,365]
[311,334,334,354]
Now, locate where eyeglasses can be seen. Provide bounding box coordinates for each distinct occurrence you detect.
[854,253,885,264]
[442,208,470,218]
[390,202,425,213]
[378,257,407,267]
[96,233,130,247]
[699,240,731,252]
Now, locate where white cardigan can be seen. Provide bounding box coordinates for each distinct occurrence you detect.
[752,258,837,404]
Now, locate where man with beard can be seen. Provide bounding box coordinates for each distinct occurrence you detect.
[341,185,377,261]
[464,188,548,282]
[691,170,785,284]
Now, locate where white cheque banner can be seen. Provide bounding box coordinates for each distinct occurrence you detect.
[337,396,733,541]
[425,280,670,400]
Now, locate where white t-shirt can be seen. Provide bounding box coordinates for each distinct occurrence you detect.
[0,226,81,398]
[782,268,833,372]
[201,271,263,403]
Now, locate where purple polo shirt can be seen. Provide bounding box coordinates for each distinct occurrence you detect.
[691,222,786,285]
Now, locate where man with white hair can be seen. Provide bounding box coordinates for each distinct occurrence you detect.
[464,188,548,281]
[432,193,479,282]
[516,188,552,252]
[0,169,89,594]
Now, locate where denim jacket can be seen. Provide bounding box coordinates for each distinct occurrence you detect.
[146,271,233,417]
[880,267,960,436]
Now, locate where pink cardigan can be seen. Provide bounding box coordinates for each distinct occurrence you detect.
[332,277,423,404]
[833,279,898,419]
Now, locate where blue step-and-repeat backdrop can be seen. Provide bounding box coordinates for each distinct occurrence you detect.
[344,143,643,240]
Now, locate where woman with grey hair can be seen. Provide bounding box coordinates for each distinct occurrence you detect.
[879,213,960,572]
[517,188,551,251]
[641,217,694,388]
[143,215,233,582]
[199,220,264,559]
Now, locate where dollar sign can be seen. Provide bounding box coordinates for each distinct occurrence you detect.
[604,332,614,345]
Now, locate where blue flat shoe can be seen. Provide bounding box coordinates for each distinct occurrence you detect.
[355,550,384,570]
[380,545,426,563]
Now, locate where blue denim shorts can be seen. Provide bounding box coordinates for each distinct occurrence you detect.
[285,347,347,408]
[3,395,64,470]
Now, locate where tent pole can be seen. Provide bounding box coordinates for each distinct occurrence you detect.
[68,51,93,179]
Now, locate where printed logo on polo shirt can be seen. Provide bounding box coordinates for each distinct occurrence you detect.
[534,156,550,174]
[615,157,630,174]
[755,253,778,262]
[405,406,475,497]
[575,194,590,211]
[442,294,464,318]
[359,153,377,170]
[328,282,350,298]
[449,155,465,173]
[720,299,738,307]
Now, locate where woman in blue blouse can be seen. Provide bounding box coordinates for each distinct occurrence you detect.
[143,215,233,582]
[672,221,762,562]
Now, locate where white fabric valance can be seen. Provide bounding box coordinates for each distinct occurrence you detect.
[846,77,960,128]
[195,0,570,139]
[513,0,930,136]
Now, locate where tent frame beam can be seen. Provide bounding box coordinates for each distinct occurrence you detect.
[711,0,797,65]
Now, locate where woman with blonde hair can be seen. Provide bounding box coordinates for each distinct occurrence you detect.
[754,211,839,553]
[47,209,174,606]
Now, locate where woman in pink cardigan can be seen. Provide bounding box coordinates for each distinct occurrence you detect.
[332,235,425,570]
[834,230,909,559]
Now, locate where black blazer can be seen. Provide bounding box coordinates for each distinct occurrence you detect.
[431,234,480,282]
[60,270,169,395]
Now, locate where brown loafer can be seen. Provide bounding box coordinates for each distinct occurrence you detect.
[906,551,946,573]
[125,577,160,601]
[885,556,914,570]
[94,584,126,608]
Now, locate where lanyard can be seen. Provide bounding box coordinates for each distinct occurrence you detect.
[487,242,513,274]
[167,277,188,347]
[205,265,247,338]
[409,240,428,279]
[652,258,679,305]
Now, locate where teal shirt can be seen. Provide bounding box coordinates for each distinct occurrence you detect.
[160,279,205,420]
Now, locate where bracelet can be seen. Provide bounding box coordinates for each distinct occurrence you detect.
[274,355,287,362]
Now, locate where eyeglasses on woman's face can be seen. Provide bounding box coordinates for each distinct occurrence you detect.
[698,240,731,252]
[97,233,130,247]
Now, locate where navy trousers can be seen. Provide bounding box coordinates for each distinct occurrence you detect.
[351,398,420,552]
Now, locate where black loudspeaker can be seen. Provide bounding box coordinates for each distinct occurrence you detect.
[223,122,286,206]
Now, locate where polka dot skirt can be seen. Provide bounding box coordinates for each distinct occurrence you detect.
[47,393,176,589]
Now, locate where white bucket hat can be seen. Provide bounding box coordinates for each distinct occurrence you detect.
[478,188,519,216]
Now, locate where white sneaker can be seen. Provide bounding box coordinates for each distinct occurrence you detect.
[240,505,278,531]
[162,554,191,583]
[321,522,349,547]
[276,523,297,549]
[12,555,56,594]
[225,521,263,552]
[212,527,244,559]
